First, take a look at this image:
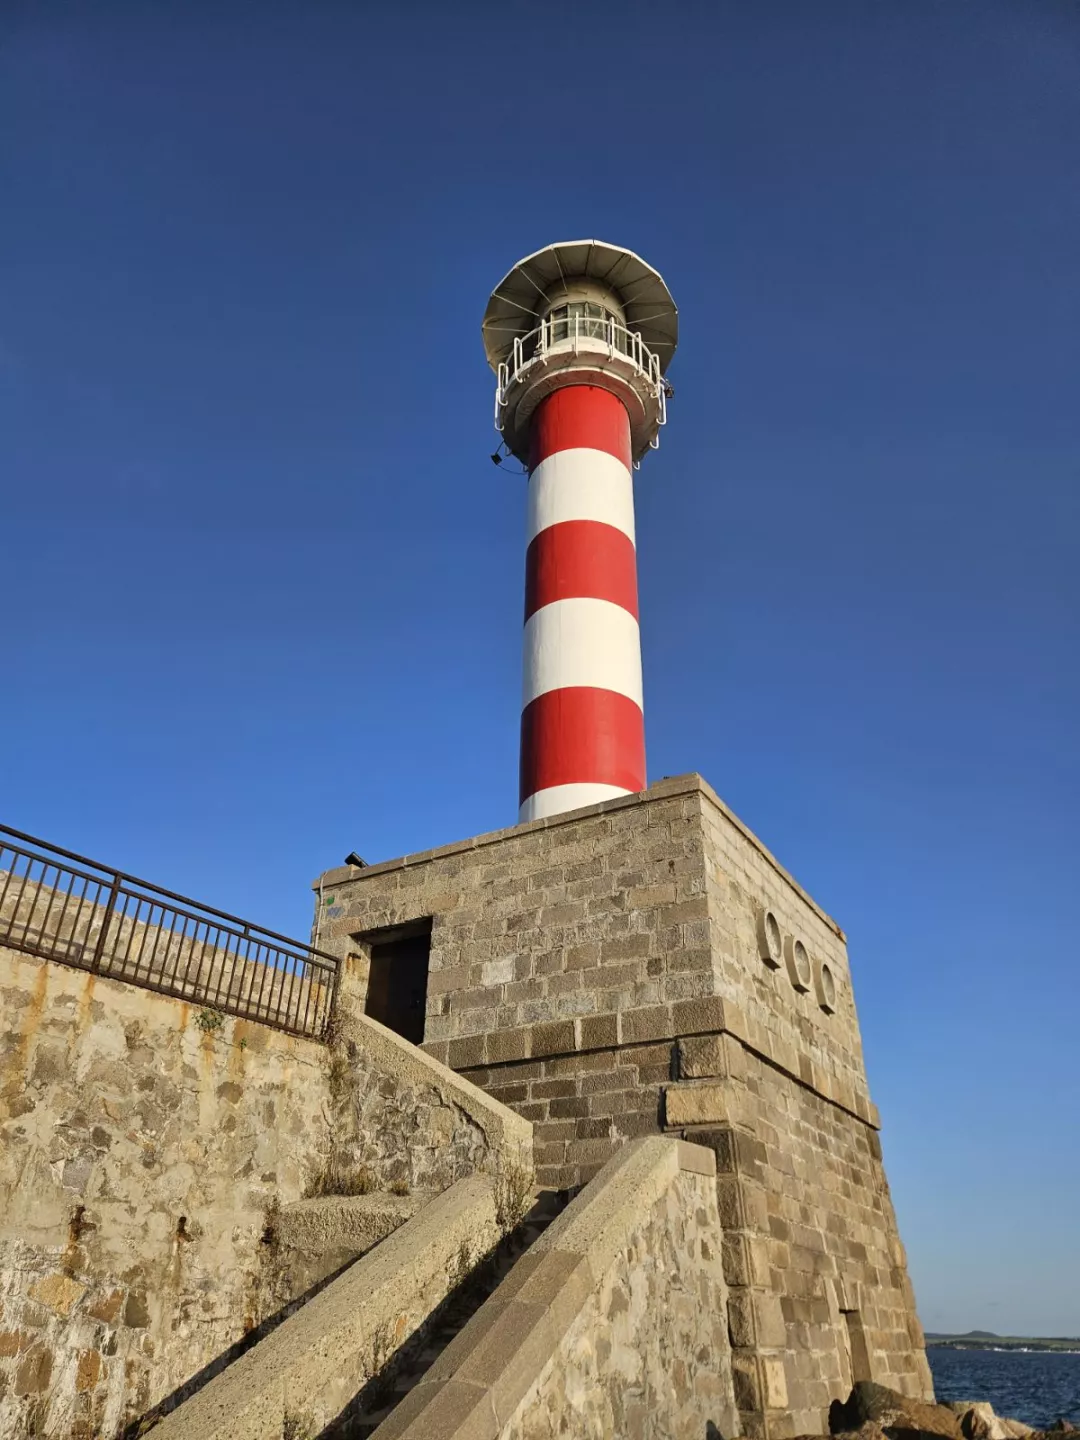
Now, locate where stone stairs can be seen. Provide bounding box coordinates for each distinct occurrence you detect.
[332,1188,568,1439]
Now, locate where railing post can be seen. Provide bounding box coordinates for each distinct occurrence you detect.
[89,875,121,973]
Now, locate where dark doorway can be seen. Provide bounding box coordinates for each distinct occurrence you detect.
[360,921,432,1045]
[841,1308,872,1383]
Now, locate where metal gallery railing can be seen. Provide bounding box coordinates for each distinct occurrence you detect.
[495,312,667,433]
[0,823,340,1040]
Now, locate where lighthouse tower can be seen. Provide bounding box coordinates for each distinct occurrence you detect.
[482,241,678,822]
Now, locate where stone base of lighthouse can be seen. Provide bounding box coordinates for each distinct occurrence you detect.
[314,774,932,1438]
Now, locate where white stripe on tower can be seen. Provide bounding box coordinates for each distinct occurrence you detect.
[519,384,646,823]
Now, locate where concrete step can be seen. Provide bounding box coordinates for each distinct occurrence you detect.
[269,1190,431,1301]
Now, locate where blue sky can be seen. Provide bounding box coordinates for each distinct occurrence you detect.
[2,1,1077,1334]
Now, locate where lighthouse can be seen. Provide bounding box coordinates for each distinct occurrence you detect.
[482,240,678,822]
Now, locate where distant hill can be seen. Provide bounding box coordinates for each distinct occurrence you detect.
[925,1331,1080,1353]
[925,1331,1000,1340]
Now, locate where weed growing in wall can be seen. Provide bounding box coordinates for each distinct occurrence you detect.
[495,1159,535,1230]
[303,1160,376,1199]
[282,1410,315,1440]
[194,1007,225,1034]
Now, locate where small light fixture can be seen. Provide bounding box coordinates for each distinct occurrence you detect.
[344,852,367,868]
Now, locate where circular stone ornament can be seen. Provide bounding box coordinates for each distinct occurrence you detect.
[783,934,812,993]
[756,908,783,969]
[815,960,837,1015]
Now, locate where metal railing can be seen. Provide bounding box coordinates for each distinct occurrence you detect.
[0,824,340,1040]
[495,313,667,436]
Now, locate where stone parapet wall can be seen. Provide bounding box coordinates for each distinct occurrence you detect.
[0,945,530,1440]
[379,1137,737,1440]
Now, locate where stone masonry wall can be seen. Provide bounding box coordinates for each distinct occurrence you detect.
[501,1140,736,1440]
[667,1047,931,1437]
[314,774,931,1437]
[0,944,526,1440]
[312,775,880,1187]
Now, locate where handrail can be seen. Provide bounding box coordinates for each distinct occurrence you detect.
[0,823,340,1040]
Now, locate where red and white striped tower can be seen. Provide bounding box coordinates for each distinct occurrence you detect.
[482,241,678,823]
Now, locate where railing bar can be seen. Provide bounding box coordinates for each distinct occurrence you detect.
[109,891,136,972]
[280,947,302,1029]
[207,926,224,1003]
[223,938,245,1015]
[299,956,316,1037]
[180,916,206,997]
[9,864,35,945]
[49,872,81,959]
[129,899,157,981]
[253,941,273,1019]
[211,928,231,1010]
[33,863,65,951]
[104,891,122,971]
[191,921,216,1006]
[230,939,253,1014]
[270,947,285,1023]
[124,894,147,971]
[141,902,168,982]
[8,858,36,944]
[94,887,121,973]
[0,853,22,940]
[230,934,252,1013]
[62,874,93,964]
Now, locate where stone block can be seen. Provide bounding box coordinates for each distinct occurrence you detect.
[529,1020,575,1058]
[674,1139,717,1177]
[732,1353,762,1412]
[727,1288,756,1348]
[28,1273,86,1317]
[481,957,516,987]
[753,1291,788,1348]
[619,1004,672,1045]
[671,996,727,1036]
[762,1356,790,1409]
[577,1014,617,1051]
[447,1035,487,1070]
[715,1176,745,1229]
[678,1033,728,1078]
[486,1027,529,1065]
[722,1234,751,1287]
[664,1084,728,1127]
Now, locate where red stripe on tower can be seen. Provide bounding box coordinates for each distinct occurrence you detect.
[524,521,639,621]
[519,386,645,822]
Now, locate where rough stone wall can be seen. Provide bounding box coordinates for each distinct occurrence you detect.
[0,945,522,1440]
[314,774,931,1437]
[503,1145,735,1440]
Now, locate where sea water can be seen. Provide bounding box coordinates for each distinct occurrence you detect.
[928,1347,1080,1430]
